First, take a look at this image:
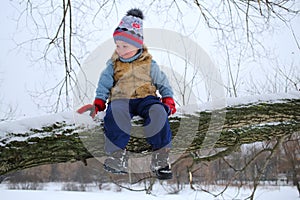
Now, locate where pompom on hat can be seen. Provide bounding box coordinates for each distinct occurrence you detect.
[113,8,144,49]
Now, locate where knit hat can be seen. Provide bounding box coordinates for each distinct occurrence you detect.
[113,8,144,49]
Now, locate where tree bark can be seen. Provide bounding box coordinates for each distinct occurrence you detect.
[0,98,299,176]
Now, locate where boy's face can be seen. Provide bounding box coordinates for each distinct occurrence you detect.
[115,40,138,59]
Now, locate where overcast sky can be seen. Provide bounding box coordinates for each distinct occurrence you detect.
[0,1,41,118]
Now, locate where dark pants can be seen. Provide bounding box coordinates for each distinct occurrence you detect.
[104,96,172,153]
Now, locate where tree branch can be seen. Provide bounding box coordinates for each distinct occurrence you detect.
[0,97,299,176]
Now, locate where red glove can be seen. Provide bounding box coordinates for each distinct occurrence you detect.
[93,98,106,114]
[162,97,176,115]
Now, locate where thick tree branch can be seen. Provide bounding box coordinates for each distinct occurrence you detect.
[0,97,299,176]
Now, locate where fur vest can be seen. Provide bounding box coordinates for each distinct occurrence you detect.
[109,46,157,100]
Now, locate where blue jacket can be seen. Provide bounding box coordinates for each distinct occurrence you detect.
[95,48,174,101]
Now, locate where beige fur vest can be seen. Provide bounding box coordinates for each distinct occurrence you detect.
[110,46,157,101]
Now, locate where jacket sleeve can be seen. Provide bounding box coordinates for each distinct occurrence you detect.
[95,60,114,101]
[150,60,174,98]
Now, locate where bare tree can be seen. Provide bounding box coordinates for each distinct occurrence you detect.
[9,0,300,111]
[0,72,16,121]
[244,60,300,95]
[3,1,300,199]
[282,133,300,196]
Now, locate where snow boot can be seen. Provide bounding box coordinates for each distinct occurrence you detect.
[103,149,128,174]
[150,148,173,180]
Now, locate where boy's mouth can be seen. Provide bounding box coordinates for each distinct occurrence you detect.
[120,50,136,58]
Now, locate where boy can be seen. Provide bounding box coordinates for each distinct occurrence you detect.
[93,8,176,180]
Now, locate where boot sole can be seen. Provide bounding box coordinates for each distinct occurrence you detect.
[103,164,128,175]
[152,170,173,180]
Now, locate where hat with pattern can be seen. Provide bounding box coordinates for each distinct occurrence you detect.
[113,8,144,49]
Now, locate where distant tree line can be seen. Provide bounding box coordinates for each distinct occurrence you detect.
[3,133,299,196]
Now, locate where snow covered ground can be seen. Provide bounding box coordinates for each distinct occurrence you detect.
[0,183,299,200]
